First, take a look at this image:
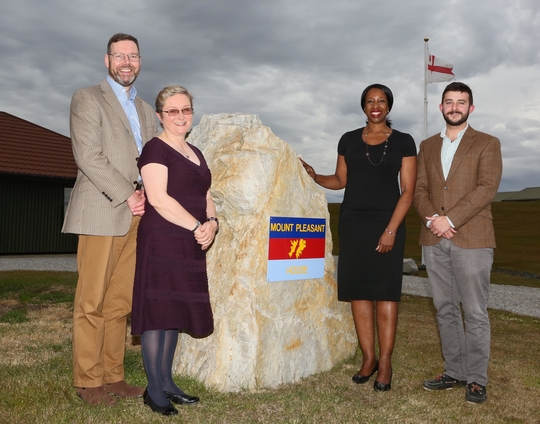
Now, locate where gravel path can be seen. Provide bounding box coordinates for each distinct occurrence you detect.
[1,255,538,318]
[0,255,78,272]
[402,275,540,319]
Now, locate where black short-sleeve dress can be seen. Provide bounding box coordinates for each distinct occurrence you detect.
[131,137,214,336]
[337,128,416,302]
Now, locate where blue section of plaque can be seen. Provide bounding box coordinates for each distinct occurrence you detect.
[267,258,325,282]
[269,216,326,239]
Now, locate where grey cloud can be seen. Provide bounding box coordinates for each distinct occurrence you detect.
[1,0,539,199]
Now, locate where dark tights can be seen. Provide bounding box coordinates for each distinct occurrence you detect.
[141,329,184,406]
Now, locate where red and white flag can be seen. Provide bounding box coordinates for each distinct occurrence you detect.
[427,52,454,83]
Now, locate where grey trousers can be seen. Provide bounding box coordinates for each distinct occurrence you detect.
[424,239,493,387]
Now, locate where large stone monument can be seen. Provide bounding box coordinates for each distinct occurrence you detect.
[173,113,356,392]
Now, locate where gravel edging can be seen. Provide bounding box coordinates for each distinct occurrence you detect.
[0,255,78,272]
[1,255,539,319]
[402,275,540,319]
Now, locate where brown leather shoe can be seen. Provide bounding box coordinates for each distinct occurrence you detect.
[104,380,145,398]
[76,386,116,406]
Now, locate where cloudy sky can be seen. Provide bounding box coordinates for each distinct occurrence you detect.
[1,0,539,202]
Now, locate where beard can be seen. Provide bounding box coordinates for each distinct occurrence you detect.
[443,110,469,126]
[109,66,139,87]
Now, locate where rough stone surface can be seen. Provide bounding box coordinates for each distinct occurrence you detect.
[174,113,357,392]
[403,258,419,274]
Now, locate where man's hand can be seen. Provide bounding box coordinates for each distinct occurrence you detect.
[426,215,456,238]
[127,190,146,216]
[441,228,457,239]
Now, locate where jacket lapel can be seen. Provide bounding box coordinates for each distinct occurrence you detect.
[99,79,133,136]
[431,137,445,182]
[135,97,151,146]
[447,126,475,181]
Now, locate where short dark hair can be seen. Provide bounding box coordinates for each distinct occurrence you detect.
[360,83,394,112]
[107,33,140,54]
[360,83,394,127]
[441,82,473,105]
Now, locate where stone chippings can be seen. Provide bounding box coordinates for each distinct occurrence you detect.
[402,275,540,319]
[0,255,77,272]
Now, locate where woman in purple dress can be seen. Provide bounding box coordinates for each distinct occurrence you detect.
[131,86,218,415]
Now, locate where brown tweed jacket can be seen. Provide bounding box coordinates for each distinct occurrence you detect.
[414,126,502,249]
[62,79,158,236]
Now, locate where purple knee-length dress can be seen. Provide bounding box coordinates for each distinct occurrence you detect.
[131,137,213,336]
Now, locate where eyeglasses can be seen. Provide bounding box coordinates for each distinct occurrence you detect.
[108,53,141,62]
[163,108,194,116]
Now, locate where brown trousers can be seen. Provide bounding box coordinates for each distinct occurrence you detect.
[72,217,140,388]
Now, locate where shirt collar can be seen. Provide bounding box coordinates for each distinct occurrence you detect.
[440,123,469,142]
[106,75,137,101]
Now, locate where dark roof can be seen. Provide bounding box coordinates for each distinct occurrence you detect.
[0,111,77,179]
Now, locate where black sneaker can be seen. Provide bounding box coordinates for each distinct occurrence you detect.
[423,374,467,391]
[465,382,487,404]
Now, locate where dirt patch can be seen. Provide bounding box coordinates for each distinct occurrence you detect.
[0,301,51,319]
[0,303,12,317]
[0,303,73,366]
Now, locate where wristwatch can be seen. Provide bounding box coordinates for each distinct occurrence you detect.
[191,221,201,232]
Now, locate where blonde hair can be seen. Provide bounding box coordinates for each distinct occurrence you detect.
[155,85,194,114]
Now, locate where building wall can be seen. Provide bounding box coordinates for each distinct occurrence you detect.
[0,176,77,254]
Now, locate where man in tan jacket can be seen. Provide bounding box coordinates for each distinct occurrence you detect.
[62,33,158,405]
[414,82,502,405]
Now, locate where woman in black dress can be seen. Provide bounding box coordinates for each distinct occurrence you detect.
[301,84,416,391]
[131,86,218,415]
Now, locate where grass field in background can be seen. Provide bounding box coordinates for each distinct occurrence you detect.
[328,201,540,282]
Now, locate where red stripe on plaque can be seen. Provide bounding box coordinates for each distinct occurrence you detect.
[268,238,325,260]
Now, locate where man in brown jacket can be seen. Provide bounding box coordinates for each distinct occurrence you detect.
[414,82,502,404]
[62,33,158,405]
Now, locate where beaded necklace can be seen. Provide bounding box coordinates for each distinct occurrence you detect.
[363,130,390,166]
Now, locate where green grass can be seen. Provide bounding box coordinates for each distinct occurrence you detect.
[490,201,540,274]
[1,295,539,423]
[328,201,540,287]
[0,271,77,304]
[0,307,29,324]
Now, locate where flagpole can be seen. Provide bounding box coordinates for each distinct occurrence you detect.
[421,38,429,268]
[423,37,429,141]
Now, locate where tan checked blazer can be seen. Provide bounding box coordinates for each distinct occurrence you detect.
[62,79,158,236]
[414,126,502,249]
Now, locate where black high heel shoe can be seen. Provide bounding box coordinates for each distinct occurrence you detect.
[352,359,379,384]
[373,370,392,392]
[143,389,178,416]
[164,390,200,405]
